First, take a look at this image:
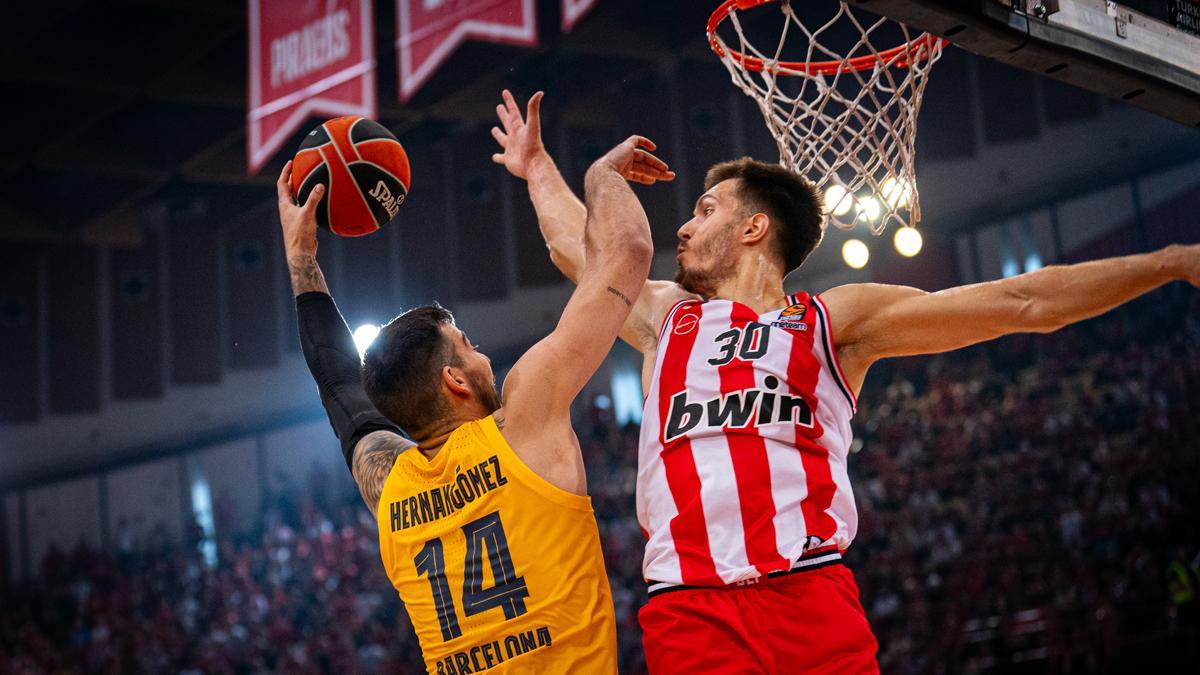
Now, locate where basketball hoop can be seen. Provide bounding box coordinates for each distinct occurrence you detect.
[708,0,945,234]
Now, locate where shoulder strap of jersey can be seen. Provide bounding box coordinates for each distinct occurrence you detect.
[787,292,810,307]
[810,294,857,411]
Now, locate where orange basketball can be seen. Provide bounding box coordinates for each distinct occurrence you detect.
[290,116,411,237]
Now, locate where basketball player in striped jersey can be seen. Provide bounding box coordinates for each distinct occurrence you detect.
[277,132,664,672]
[492,89,1200,673]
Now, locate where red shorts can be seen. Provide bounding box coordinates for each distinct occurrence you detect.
[639,562,879,674]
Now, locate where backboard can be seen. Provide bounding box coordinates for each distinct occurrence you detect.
[860,0,1200,127]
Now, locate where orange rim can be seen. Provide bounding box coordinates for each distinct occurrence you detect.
[707,0,946,76]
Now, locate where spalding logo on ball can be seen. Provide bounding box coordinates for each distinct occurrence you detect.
[290,116,411,237]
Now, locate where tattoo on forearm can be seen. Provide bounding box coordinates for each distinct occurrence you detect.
[606,286,633,307]
[288,253,330,296]
[351,431,408,512]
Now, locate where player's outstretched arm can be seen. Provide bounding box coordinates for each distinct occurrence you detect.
[492,90,588,283]
[498,137,655,486]
[822,244,1200,394]
[491,90,684,355]
[277,162,412,513]
[492,89,674,281]
[278,160,330,296]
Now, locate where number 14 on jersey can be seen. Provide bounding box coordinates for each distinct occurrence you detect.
[414,511,531,642]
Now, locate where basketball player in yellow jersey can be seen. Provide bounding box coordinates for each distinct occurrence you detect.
[277,133,667,672]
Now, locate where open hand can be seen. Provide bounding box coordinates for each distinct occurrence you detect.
[595,135,675,185]
[491,89,547,180]
[276,160,325,259]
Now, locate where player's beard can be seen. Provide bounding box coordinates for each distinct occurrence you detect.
[674,223,738,297]
[469,368,502,415]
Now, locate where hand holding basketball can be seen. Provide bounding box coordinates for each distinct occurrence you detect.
[289,116,410,237]
[596,135,675,186]
[277,160,325,259]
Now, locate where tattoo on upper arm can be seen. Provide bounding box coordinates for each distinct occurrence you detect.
[494,414,505,430]
[288,253,330,296]
[351,431,409,512]
[606,286,633,307]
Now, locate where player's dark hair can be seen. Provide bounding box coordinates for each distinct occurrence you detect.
[362,304,460,436]
[704,157,823,275]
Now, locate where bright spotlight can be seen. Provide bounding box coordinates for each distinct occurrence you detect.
[893,226,923,257]
[823,184,853,217]
[353,324,380,358]
[855,195,882,224]
[842,239,869,269]
[880,176,912,209]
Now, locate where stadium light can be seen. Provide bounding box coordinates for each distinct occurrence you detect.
[855,195,882,225]
[823,184,854,217]
[842,239,869,269]
[880,176,912,209]
[353,324,380,358]
[893,226,923,257]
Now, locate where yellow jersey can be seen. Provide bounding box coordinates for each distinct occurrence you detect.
[375,415,617,674]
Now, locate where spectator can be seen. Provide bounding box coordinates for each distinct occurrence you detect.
[1,288,1196,674]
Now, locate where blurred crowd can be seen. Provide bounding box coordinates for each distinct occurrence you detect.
[848,284,1200,674]
[1,287,1198,674]
[0,488,419,673]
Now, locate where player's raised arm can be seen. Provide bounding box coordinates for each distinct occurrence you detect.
[277,161,413,512]
[492,90,587,282]
[501,136,655,433]
[492,89,684,354]
[823,244,1200,393]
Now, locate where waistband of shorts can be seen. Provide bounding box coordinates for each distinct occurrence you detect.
[646,545,845,597]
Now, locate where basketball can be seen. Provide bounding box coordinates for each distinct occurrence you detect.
[290,116,411,237]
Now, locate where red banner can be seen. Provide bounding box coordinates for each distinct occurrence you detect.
[396,0,537,102]
[247,0,377,174]
[561,0,599,32]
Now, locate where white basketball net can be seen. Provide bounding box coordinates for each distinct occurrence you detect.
[710,0,943,234]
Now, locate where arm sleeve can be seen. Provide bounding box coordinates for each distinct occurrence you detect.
[295,291,406,469]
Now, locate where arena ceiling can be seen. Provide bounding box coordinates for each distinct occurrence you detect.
[0,0,1196,264]
[0,0,722,247]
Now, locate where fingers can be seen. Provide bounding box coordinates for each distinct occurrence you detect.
[633,148,669,173]
[490,126,507,146]
[621,145,674,183]
[491,153,505,165]
[639,168,676,182]
[496,103,514,134]
[276,161,294,204]
[502,89,521,120]
[300,183,326,213]
[526,91,543,124]
[626,170,674,185]
[625,135,656,152]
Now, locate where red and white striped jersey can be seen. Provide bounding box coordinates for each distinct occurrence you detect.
[637,292,858,588]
